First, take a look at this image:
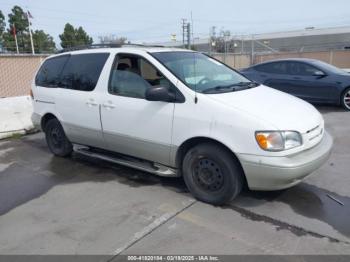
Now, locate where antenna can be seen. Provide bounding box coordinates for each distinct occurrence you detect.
[191,11,198,104]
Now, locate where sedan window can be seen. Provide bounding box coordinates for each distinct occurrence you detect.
[255,62,287,75]
[287,62,320,76]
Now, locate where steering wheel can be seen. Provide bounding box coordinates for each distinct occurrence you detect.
[198,77,211,85]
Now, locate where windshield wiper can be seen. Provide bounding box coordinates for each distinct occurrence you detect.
[202,82,258,94]
[202,84,236,94]
[231,81,259,88]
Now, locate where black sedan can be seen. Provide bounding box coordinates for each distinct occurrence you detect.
[240,58,350,110]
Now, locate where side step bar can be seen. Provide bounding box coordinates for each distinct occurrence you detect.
[74,146,179,178]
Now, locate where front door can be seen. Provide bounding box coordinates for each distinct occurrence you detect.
[100,53,175,165]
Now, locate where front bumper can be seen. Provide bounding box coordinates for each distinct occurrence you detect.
[237,131,333,191]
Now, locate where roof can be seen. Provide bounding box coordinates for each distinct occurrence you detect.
[54,45,192,57]
[262,58,319,62]
[252,58,322,66]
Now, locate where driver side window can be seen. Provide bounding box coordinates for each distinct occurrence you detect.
[109,54,174,99]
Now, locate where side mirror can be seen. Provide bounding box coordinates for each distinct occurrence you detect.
[313,70,326,77]
[145,87,175,102]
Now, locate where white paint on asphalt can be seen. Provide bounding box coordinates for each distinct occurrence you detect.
[112,200,196,256]
[112,212,175,255]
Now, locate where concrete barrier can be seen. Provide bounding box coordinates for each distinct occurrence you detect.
[0,96,35,139]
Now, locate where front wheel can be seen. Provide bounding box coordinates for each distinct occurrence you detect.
[45,118,73,157]
[182,143,244,205]
[341,87,350,111]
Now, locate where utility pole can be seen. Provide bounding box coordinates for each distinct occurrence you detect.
[181,19,187,48]
[181,19,191,49]
[209,26,216,55]
[251,34,255,65]
[222,30,230,63]
[187,23,191,49]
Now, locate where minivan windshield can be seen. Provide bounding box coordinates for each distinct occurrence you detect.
[152,52,257,94]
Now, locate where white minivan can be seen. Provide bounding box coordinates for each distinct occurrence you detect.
[31,46,333,205]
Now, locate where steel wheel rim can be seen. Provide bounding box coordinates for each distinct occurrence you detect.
[50,127,64,149]
[192,158,224,192]
[344,90,350,110]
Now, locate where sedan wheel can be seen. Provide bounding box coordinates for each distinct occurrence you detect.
[342,88,350,111]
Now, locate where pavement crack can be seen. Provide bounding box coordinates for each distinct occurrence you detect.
[230,205,350,245]
[107,200,197,261]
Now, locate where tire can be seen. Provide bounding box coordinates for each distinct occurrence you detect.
[45,118,73,157]
[341,87,350,111]
[182,143,244,205]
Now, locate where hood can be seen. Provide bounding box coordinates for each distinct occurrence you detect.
[205,85,323,133]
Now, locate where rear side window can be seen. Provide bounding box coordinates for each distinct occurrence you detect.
[60,53,109,91]
[35,55,69,87]
[255,62,288,75]
[287,62,319,76]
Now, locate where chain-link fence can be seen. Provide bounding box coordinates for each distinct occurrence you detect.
[211,50,350,70]
[0,54,48,98]
[1,50,350,98]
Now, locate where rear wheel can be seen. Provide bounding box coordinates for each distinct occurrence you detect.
[45,118,73,157]
[182,143,243,205]
[341,87,350,111]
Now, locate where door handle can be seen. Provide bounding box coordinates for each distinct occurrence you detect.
[86,99,98,107]
[102,101,115,109]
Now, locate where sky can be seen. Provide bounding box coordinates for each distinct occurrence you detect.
[1,0,350,47]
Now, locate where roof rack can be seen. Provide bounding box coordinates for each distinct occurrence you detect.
[56,43,166,54]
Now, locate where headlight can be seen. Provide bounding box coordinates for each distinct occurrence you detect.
[255,131,302,151]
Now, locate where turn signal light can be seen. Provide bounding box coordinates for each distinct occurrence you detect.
[256,134,268,149]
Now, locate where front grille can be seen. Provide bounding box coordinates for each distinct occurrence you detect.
[306,124,324,143]
[306,125,320,134]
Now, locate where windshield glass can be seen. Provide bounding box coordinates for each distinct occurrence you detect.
[152,52,255,94]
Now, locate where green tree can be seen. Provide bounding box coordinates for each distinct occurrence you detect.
[8,6,28,32]
[75,26,93,46]
[32,30,56,53]
[0,10,5,50]
[6,5,29,51]
[59,23,75,48]
[0,10,5,38]
[2,5,56,53]
[59,23,93,48]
